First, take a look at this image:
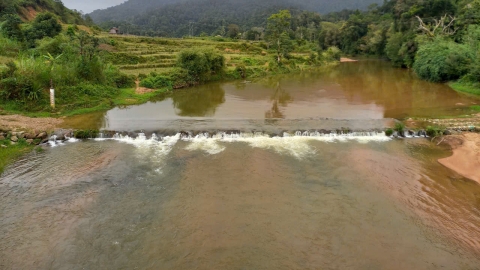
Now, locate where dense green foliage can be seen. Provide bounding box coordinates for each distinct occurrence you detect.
[314,0,480,90]
[177,49,225,81]
[0,18,135,113]
[23,12,63,47]
[413,39,474,82]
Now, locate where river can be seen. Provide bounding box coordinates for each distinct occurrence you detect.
[1,60,480,269]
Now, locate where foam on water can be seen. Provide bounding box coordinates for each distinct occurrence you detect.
[178,131,391,159]
[183,134,226,155]
[50,131,391,159]
[105,133,181,173]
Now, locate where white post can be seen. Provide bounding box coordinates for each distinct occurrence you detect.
[50,88,55,109]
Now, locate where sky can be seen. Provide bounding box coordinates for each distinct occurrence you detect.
[62,0,125,13]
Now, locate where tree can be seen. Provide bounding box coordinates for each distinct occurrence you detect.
[1,14,23,41]
[227,24,240,39]
[266,10,292,63]
[24,13,62,47]
[415,14,457,38]
[32,13,63,38]
[177,49,225,81]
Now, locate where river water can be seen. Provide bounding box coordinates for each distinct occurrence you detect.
[1,60,480,269]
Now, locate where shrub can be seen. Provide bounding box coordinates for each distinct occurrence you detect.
[322,46,341,61]
[413,39,475,82]
[140,74,173,89]
[104,65,135,88]
[74,130,99,139]
[426,126,444,137]
[235,64,247,79]
[394,122,405,133]
[385,128,394,136]
[177,48,225,81]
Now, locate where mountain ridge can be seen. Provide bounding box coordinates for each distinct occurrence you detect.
[89,0,383,37]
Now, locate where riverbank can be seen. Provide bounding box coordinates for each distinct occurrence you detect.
[438,133,480,184]
[0,114,62,174]
[450,81,480,96]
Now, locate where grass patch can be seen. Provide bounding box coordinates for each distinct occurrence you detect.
[0,139,34,175]
[470,105,480,112]
[449,81,480,96]
[113,88,170,106]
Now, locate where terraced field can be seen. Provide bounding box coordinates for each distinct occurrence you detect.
[103,35,305,77]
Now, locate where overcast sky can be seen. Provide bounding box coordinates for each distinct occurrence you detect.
[62,0,125,13]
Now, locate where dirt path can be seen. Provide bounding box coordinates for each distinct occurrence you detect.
[438,133,480,184]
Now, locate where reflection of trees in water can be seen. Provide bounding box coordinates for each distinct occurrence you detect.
[329,60,464,117]
[265,81,292,118]
[172,84,225,117]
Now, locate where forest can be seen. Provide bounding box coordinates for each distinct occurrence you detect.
[89,0,383,26]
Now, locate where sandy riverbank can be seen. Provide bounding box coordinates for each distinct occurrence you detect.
[439,133,480,184]
[340,57,358,62]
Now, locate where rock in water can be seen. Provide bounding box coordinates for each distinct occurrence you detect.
[36,132,47,139]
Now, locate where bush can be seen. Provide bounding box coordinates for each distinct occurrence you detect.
[140,73,173,89]
[235,64,247,79]
[426,126,444,137]
[104,65,135,88]
[177,48,225,81]
[322,46,341,61]
[413,39,475,82]
[394,122,405,133]
[74,129,99,139]
[385,128,394,136]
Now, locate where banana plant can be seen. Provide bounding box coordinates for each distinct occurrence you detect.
[43,53,63,88]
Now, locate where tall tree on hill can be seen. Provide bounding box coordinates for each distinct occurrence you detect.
[266,10,292,63]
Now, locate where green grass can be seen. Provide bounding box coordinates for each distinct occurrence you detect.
[0,88,170,117]
[471,105,480,112]
[0,139,34,175]
[113,88,170,106]
[449,81,480,96]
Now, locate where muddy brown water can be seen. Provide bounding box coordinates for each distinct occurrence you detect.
[2,60,480,269]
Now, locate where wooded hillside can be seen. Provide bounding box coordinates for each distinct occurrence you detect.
[89,0,383,37]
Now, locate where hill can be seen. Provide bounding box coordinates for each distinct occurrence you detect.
[89,0,183,23]
[89,0,383,37]
[0,0,85,24]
